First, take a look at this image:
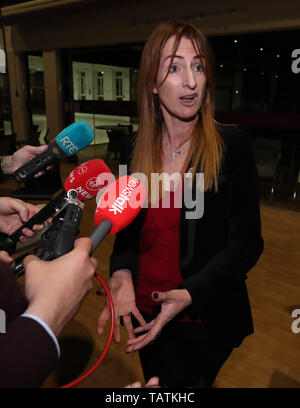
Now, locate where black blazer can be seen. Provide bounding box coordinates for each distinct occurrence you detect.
[110,125,264,349]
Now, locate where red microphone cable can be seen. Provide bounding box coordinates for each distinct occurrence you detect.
[60,272,115,388]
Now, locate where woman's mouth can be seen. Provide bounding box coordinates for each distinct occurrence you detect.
[179,94,198,105]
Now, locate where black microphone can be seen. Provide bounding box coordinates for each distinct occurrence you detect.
[13,121,94,182]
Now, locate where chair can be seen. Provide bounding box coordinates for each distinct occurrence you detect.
[252,136,282,197]
[273,137,300,201]
[117,124,135,167]
[105,128,124,161]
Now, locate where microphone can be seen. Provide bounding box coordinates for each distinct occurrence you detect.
[0,159,114,255]
[90,175,147,253]
[13,121,94,182]
[11,174,146,277]
[64,158,114,202]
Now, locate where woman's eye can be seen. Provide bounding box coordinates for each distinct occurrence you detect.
[169,65,179,73]
[194,65,203,72]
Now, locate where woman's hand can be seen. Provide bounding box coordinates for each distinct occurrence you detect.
[97,270,146,344]
[126,289,192,353]
[125,376,160,388]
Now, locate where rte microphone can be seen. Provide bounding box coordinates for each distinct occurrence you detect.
[90,175,147,253]
[1,159,113,255]
[13,121,94,182]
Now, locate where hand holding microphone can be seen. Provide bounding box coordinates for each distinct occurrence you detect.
[0,197,46,265]
[1,145,50,177]
[13,121,94,182]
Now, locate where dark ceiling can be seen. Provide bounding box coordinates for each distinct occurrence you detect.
[0,0,32,7]
[72,45,144,69]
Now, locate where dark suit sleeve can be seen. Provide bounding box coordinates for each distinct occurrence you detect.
[0,262,59,387]
[0,316,59,387]
[180,130,264,313]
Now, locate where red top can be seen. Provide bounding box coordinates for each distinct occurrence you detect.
[136,186,201,323]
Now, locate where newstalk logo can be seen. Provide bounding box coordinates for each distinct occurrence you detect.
[108,178,140,215]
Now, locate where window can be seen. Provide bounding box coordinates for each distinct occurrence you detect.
[115,71,123,101]
[79,71,86,100]
[96,72,104,100]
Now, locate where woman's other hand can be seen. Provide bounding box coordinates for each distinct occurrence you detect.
[97,269,146,344]
[126,289,192,352]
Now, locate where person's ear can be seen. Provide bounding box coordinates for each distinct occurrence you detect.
[153,83,158,94]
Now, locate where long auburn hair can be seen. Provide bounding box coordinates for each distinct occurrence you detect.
[131,20,224,199]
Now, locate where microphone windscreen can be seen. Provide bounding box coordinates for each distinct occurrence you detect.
[95,175,147,234]
[55,121,94,156]
[64,159,114,202]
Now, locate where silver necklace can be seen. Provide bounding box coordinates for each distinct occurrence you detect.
[170,139,190,163]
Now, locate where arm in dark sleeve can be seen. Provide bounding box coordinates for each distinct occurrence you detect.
[0,262,59,387]
[0,316,58,387]
[180,132,264,313]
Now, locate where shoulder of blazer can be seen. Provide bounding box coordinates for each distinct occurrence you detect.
[218,124,253,177]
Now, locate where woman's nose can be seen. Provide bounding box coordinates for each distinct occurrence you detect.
[183,68,196,89]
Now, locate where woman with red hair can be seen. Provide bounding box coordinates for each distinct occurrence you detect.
[97,21,263,388]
